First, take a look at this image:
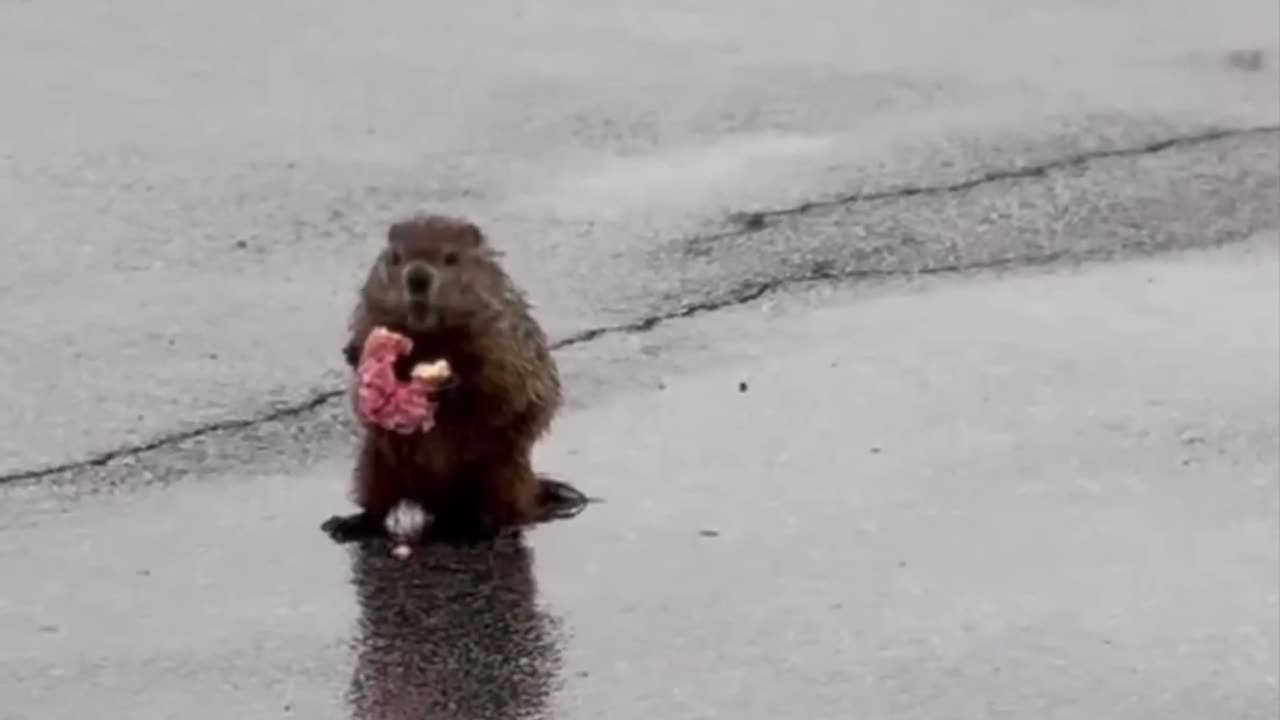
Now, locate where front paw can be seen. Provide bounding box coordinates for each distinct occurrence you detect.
[342,342,361,369]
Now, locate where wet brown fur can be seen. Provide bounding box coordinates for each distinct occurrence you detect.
[340,213,561,539]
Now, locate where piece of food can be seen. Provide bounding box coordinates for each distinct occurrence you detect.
[411,359,452,386]
[355,327,448,434]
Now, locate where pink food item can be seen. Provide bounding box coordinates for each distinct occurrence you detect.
[356,327,452,435]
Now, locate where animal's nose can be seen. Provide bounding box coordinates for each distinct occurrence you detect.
[404,264,433,296]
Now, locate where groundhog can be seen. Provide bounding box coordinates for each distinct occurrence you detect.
[322,213,563,544]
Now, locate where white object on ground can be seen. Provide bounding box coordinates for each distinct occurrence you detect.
[384,500,430,560]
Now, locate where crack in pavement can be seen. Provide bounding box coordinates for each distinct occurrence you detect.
[3,123,1276,485]
[700,124,1280,240]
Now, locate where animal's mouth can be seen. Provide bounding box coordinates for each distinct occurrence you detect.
[405,300,434,331]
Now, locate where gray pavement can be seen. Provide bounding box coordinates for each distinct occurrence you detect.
[3,0,1280,717]
[2,238,1276,718]
[1,0,1278,475]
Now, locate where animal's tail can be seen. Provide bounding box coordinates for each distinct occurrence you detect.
[535,474,599,522]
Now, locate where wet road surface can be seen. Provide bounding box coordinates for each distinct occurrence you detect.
[3,0,1280,717]
[3,237,1277,718]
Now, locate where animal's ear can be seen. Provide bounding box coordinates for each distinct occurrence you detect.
[387,220,408,245]
[462,222,486,249]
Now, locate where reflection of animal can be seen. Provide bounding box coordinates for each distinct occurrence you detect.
[345,537,563,719]
[323,213,563,544]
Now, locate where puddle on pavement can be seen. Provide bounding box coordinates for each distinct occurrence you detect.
[343,536,565,719]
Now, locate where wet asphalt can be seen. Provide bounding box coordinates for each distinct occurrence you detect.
[2,0,1280,717]
[3,238,1278,718]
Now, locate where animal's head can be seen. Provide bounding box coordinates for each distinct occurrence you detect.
[365,213,508,332]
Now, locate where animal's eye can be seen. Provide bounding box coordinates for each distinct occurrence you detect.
[442,251,460,266]
[387,250,402,267]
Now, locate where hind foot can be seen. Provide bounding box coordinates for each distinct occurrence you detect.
[321,511,387,544]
